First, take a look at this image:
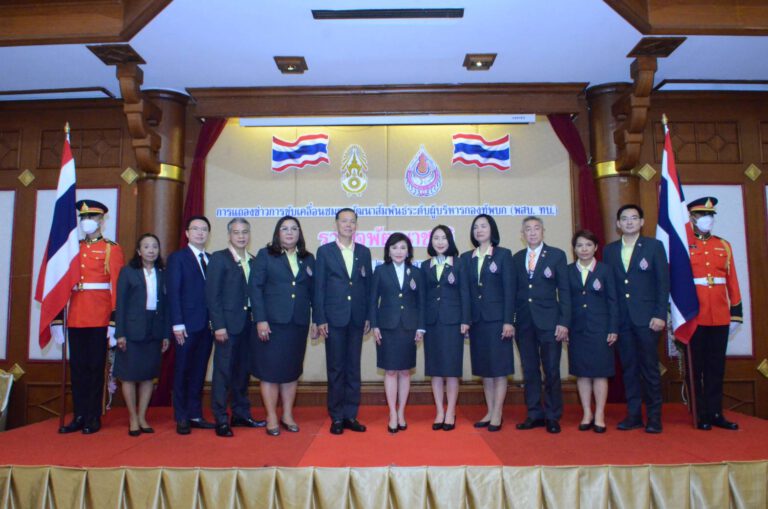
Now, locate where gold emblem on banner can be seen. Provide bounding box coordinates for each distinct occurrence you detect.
[340,144,368,197]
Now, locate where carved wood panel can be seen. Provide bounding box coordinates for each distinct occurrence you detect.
[39,128,123,169]
[653,121,740,164]
[0,130,20,170]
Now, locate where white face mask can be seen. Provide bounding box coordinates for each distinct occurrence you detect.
[80,218,99,235]
[695,215,714,233]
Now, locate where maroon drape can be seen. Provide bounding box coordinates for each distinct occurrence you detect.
[151,117,227,407]
[547,114,605,256]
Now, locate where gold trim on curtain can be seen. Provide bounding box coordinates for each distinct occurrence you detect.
[0,462,765,509]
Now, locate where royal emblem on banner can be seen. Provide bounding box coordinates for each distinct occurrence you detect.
[340,144,368,196]
[404,145,442,197]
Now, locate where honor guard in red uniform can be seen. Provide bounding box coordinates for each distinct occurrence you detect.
[57,199,124,434]
[688,196,743,431]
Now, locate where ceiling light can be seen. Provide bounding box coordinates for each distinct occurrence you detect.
[87,44,146,66]
[627,37,686,58]
[274,56,308,74]
[463,53,496,71]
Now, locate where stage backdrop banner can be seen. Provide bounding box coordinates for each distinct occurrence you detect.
[28,188,118,361]
[0,191,14,361]
[205,118,573,382]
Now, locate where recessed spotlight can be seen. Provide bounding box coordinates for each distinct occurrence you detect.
[463,53,496,71]
[274,56,308,74]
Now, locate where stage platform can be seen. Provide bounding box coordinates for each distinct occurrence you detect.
[1,404,767,508]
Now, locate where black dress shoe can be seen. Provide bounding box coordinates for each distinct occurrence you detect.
[280,420,300,433]
[516,418,545,430]
[617,417,644,431]
[59,416,85,434]
[432,421,444,431]
[343,419,367,432]
[697,422,712,431]
[474,420,490,428]
[215,423,234,437]
[330,420,344,435]
[231,416,267,428]
[266,427,281,436]
[578,421,594,431]
[140,426,154,434]
[128,428,141,437]
[488,420,503,432]
[645,421,663,434]
[712,414,739,430]
[593,424,607,434]
[82,418,101,435]
[177,420,191,435]
[398,423,407,431]
[387,425,398,434]
[190,418,216,429]
[442,421,455,432]
[546,420,561,434]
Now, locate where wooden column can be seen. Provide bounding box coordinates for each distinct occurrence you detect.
[586,83,641,243]
[136,90,188,254]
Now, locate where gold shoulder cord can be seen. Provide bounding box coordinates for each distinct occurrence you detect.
[720,238,732,275]
[104,242,111,275]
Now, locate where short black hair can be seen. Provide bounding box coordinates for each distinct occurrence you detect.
[186,215,210,231]
[129,233,165,269]
[383,232,414,264]
[616,204,644,220]
[335,207,358,220]
[470,214,500,248]
[266,215,310,258]
[571,229,599,248]
[427,225,459,257]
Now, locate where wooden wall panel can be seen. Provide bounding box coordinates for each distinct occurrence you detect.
[0,130,21,170]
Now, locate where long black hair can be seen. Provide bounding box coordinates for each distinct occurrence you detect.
[469,214,500,248]
[129,233,164,269]
[383,232,414,264]
[266,215,311,258]
[427,225,459,257]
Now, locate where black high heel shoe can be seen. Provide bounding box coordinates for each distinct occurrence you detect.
[488,419,503,432]
[473,420,490,428]
[442,419,456,431]
[578,420,594,431]
[387,424,398,434]
[432,421,444,431]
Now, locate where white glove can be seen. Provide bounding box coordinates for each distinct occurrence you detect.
[107,326,117,347]
[728,322,741,337]
[51,325,65,345]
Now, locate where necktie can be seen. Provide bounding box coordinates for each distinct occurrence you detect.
[528,251,536,275]
[199,252,207,277]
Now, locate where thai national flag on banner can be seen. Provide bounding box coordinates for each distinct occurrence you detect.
[656,118,699,343]
[272,134,330,172]
[451,133,511,171]
[34,129,81,349]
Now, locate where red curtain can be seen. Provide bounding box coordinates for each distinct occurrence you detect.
[151,117,227,406]
[547,113,605,258]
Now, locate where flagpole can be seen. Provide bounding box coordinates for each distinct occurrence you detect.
[58,122,71,430]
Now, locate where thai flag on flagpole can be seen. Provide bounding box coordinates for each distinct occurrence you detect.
[272,133,330,172]
[655,116,699,343]
[34,126,81,349]
[451,133,511,171]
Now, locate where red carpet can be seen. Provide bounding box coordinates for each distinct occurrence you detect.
[2,404,767,468]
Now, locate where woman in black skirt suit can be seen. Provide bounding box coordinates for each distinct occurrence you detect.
[251,215,315,436]
[424,225,469,431]
[459,214,515,432]
[567,230,618,433]
[114,233,170,436]
[370,233,425,433]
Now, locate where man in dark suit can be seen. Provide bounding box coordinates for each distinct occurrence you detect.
[206,217,265,437]
[603,204,669,434]
[167,216,216,435]
[314,208,371,435]
[513,216,570,434]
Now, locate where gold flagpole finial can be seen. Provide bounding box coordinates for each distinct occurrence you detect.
[661,114,668,126]
[64,122,70,134]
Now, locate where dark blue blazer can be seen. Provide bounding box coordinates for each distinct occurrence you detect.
[424,257,470,326]
[114,266,170,342]
[513,244,571,330]
[313,242,371,328]
[369,263,425,330]
[568,261,619,335]
[166,246,209,333]
[206,248,253,335]
[250,248,315,326]
[603,236,669,329]
[459,246,515,324]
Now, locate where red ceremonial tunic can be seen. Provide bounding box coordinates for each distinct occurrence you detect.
[68,237,124,328]
[689,234,742,326]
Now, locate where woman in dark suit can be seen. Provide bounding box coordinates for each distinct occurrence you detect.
[370,233,425,433]
[567,230,618,433]
[424,225,469,431]
[251,215,316,436]
[114,233,170,436]
[459,214,515,432]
